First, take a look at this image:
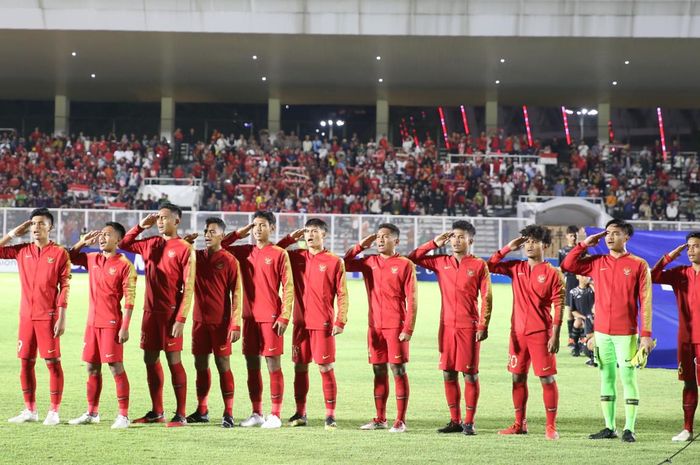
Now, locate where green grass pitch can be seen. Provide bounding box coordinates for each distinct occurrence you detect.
[0,274,696,464]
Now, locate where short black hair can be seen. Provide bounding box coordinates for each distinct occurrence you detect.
[253,211,276,226]
[605,219,634,237]
[159,202,182,219]
[105,221,126,239]
[305,218,328,233]
[205,217,226,232]
[519,224,552,245]
[566,225,579,235]
[686,231,700,241]
[377,223,400,238]
[452,220,476,237]
[30,208,54,227]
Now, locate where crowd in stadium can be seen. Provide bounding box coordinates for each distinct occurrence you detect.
[1,127,698,221]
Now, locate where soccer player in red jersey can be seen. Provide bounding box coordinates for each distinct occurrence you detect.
[650,231,700,442]
[1,208,71,426]
[408,220,492,435]
[182,218,242,428]
[561,219,653,443]
[220,211,293,429]
[488,225,564,440]
[276,218,349,430]
[344,223,417,433]
[66,222,136,429]
[119,203,196,427]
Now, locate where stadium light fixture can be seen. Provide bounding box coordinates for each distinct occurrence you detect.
[588,110,599,116]
[252,55,258,60]
[500,58,506,63]
[376,56,381,61]
[285,105,290,109]
[581,108,588,115]
[378,78,384,83]
[320,121,327,127]
[336,120,345,127]
[327,119,333,126]
[612,81,618,86]
[565,109,574,115]
[90,73,96,78]
[71,51,77,57]
[261,76,267,81]
[624,60,630,64]
[495,80,500,84]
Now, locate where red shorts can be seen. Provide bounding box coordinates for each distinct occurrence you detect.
[17,317,60,359]
[439,326,479,374]
[140,311,183,353]
[242,319,283,357]
[678,343,700,383]
[508,330,557,377]
[192,321,231,356]
[83,326,123,364]
[367,327,409,365]
[292,325,336,365]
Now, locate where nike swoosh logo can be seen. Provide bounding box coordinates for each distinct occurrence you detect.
[600,268,608,271]
[268,347,278,351]
[542,366,551,371]
[219,346,227,350]
[322,355,331,359]
[106,354,114,358]
[394,355,402,359]
[48,349,56,353]
[167,342,176,347]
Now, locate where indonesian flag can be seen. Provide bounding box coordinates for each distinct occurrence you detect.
[68,184,90,198]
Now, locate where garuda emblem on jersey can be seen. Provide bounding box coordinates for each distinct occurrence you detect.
[467,269,475,277]
[167,250,176,258]
[264,257,273,265]
[47,257,55,264]
[108,267,117,275]
[623,267,632,276]
[319,264,327,272]
[537,274,546,283]
[391,266,399,274]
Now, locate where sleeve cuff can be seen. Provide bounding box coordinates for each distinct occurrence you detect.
[334,320,346,329]
[402,328,414,336]
[176,316,187,323]
[229,325,241,332]
[124,304,134,310]
[477,324,488,331]
[498,246,511,256]
[640,330,652,337]
[276,317,290,326]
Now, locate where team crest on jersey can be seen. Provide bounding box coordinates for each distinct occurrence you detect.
[108,267,117,275]
[537,274,546,283]
[319,264,327,272]
[391,266,399,274]
[215,262,225,270]
[264,257,273,265]
[623,267,632,276]
[167,250,176,258]
[467,269,475,277]
[47,257,55,264]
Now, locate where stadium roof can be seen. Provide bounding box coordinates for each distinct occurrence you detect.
[1,30,699,107]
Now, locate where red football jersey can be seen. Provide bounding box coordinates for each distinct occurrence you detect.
[409,240,492,331]
[561,243,652,337]
[277,235,348,330]
[651,256,700,343]
[344,244,417,335]
[70,251,136,328]
[193,248,242,330]
[0,242,71,320]
[119,225,195,323]
[221,232,293,324]
[488,247,564,335]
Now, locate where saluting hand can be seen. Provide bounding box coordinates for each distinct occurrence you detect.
[289,228,305,241]
[236,223,255,239]
[183,232,198,244]
[139,213,159,229]
[9,220,31,238]
[667,243,688,261]
[433,231,453,247]
[359,233,377,249]
[506,236,528,252]
[583,231,607,247]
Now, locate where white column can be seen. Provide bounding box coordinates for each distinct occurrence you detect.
[376,99,389,141]
[54,95,70,136]
[160,97,175,142]
[597,102,611,144]
[268,98,281,133]
[485,99,498,134]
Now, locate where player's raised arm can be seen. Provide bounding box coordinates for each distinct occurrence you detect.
[560,231,604,275]
[407,232,451,271]
[343,233,376,272]
[69,230,100,267]
[119,214,158,254]
[487,236,526,276]
[0,220,31,248]
[650,244,687,284]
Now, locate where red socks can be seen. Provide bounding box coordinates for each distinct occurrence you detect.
[542,381,559,428]
[113,371,130,417]
[444,379,461,422]
[512,381,528,425]
[146,361,164,414]
[683,386,698,432]
[220,370,234,417]
[20,359,36,412]
[169,362,187,417]
[247,368,263,415]
[373,373,389,422]
[87,373,102,415]
[294,370,309,416]
[269,369,284,418]
[464,379,480,424]
[321,370,337,418]
[47,361,63,412]
[196,368,211,414]
[394,374,409,423]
